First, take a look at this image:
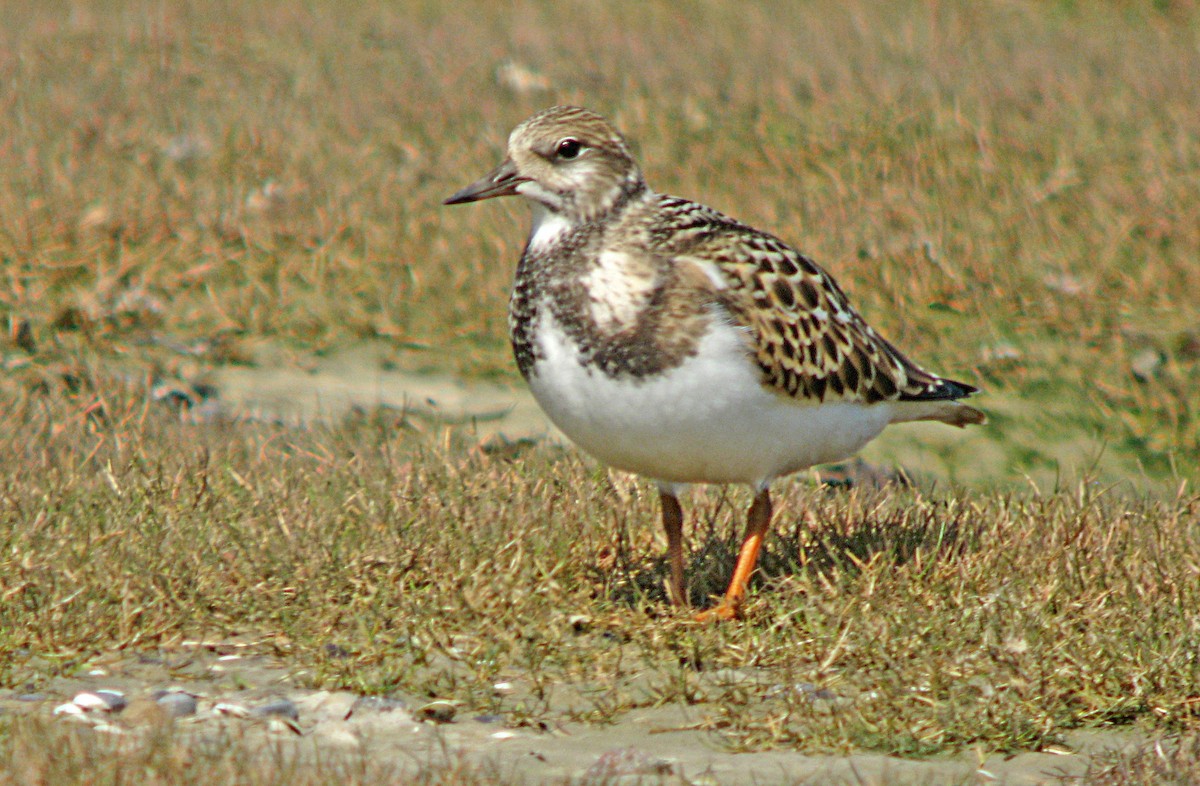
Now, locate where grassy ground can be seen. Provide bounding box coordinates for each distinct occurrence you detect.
[2,0,1200,782]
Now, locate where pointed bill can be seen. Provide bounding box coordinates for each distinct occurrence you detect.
[443,158,528,205]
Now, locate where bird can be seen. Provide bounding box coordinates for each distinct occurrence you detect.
[444,105,986,620]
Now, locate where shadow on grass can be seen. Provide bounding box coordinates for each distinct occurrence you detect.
[603,480,981,612]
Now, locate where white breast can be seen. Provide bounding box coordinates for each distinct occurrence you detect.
[526,312,896,487]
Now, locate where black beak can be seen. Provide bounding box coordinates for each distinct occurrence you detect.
[443,159,528,205]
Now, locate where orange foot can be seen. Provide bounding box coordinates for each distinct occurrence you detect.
[693,600,742,622]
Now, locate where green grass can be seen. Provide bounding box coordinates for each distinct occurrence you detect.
[2,0,1200,780]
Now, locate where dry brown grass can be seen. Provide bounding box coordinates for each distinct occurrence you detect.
[1065,736,1200,786]
[0,715,505,786]
[1,0,1197,480]
[2,0,1200,780]
[2,383,1199,760]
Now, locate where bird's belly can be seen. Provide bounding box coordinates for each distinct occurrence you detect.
[525,315,894,486]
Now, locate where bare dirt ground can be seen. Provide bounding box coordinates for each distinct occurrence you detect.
[199,341,556,444]
[2,641,1129,785]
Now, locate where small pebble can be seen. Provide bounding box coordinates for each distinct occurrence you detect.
[155,691,198,718]
[95,690,128,712]
[252,698,299,721]
[213,702,251,718]
[474,714,503,724]
[492,681,515,695]
[15,693,46,702]
[72,691,126,713]
[416,700,456,723]
[71,693,108,712]
[53,703,86,718]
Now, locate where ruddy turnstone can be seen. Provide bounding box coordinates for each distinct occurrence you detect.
[445,106,985,620]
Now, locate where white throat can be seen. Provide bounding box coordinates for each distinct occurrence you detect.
[525,200,575,254]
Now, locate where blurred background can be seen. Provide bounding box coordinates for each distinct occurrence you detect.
[1,0,1198,489]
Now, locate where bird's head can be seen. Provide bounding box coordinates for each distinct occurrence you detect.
[444,106,645,226]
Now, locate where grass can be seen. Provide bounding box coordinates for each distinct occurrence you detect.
[2,385,1199,756]
[0,715,503,786]
[2,0,1197,483]
[2,0,1200,782]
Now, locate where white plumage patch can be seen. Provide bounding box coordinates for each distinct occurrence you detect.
[523,194,573,254]
[579,251,656,332]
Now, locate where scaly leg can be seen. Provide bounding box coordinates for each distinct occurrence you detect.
[697,487,773,621]
[660,489,686,607]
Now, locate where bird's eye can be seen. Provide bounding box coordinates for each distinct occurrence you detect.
[555,138,582,160]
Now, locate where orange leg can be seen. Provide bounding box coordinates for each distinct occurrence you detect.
[660,489,686,607]
[696,487,773,621]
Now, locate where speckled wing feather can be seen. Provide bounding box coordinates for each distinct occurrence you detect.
[642,196,977,406]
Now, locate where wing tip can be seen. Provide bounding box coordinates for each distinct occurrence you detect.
[900,376,981,403]
[897,376,987,427]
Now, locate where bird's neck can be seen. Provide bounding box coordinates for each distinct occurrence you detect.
[526,202,577,256]
[524,181,647,257]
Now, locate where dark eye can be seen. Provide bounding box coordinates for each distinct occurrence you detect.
[555,138,582,160]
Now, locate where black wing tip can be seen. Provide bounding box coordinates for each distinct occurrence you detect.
[899,377,980,402]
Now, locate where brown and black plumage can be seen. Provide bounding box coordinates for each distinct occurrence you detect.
[446,106,985,619]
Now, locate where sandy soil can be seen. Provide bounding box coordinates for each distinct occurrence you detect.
[3,641,1130,785]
